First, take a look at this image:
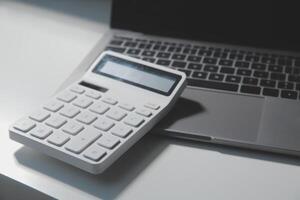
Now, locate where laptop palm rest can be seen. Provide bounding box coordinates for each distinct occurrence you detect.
[156,88,264,143]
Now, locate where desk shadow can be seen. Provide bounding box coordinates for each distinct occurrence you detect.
[14,0,110,23]
[164,135,300,167]
[14,134,168,200]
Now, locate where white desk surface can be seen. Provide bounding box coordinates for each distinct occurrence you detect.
[1,1,300,199]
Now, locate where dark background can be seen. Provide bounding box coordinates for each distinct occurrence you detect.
[112,0,300,52]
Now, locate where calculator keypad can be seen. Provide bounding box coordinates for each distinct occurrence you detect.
[11,83,160,165]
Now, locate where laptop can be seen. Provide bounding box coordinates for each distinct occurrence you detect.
[61,0,300,156]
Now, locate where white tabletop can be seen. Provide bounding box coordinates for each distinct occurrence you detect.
[1,1,300,199]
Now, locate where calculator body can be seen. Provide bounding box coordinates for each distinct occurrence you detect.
[9,51,186,174]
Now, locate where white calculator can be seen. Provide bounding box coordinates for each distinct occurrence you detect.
[9,51,186,174]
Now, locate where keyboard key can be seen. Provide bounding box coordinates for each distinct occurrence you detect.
[263,88,279,97]
[178,69,191,76]
[30,124,52,139]
[102,97,118,105]
[172,61,186,68]
[172,54,186,60]
[127,48,140,55]
[13,119,36,132]
[192,71,208,79]
[65,128,101,154]
[144,102,160,110]
[156,59,171,66]
[198,50,212,56]
[268,65,283,73]
[235,61,249,68]
[253,71,269,78]
[89,102,110,115]
[59,105,80,118]
[203,57,217,65]
[220,67,235,74]
[271,73,286,81]
[97,135,120,150]
[85,90,101,99]
[187,55,202,62]
[73,97,93,108]
[83,145,106,161]
[29,109,50,122]
[135,108,152,117]
[251,63,266,71]
[70,85,85,94]
[47,131,70,146]
[245,55,259,62]
[111,124,132,138]
[209,73,224,81]
[76,111,97,125]
[109,40,123,46]
[278,82,294,90]
[142,50,155,57]
[187,78,239,92]
[124,41,137,48]
[94,117,115,131]
[188,63,202,70]
[240,85,261,95]
[225,75,241,83]
[229,53,243,60]
[260,79,276,88]
[243,77,258,85]
[46,115,67,129]
[44,100,64,112]
[285,66,293,74]
[57,91,77,103]
[281,90,298,99]
[157,52,171,58]
[124,114,145,127]
[63,121,84,135]
[261,57,275,64]
[118,103,135,111]
[219,59,233,66]
[106,108,127,121]
[288,75,300,83]
[142,57,156,63]
[203,65,218,72]
[237,69,252,76]
[296,84,300,90]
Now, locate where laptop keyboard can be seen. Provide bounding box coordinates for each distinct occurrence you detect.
[105,35,300,100]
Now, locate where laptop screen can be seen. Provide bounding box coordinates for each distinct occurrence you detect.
[111,1,300,52]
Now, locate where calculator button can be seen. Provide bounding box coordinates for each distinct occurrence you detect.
[83,145,106,161]
[57,91,77,103]
[111,124,132,138]
[73,97,93,108]
[106,108,127,121]
[59,105,80,118]
[45,115,67,129]
[44,100,64,112]
[70,85,85,94]
[76,111,97,125]
[62,121,84,135]
[97,135,120,149]
[13,119,36,132]
[85,90,101,99]
[124,114,145,127]
[102,97,118,105]
[144,102,160,110]
[65,128,101,154]
[30,124,52,139]
[135,108,152,117]
[29,109,50,122]
[47,131,70,146]
[89,102,110,115]
[118,103,135,111]
[93,117,115,131]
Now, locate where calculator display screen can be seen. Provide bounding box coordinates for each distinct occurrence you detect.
[93,54,182,96]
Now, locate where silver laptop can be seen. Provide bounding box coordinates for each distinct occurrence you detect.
[62,0,300,156]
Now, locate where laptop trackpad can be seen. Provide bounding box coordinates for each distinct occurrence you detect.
[157,88,264,142]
